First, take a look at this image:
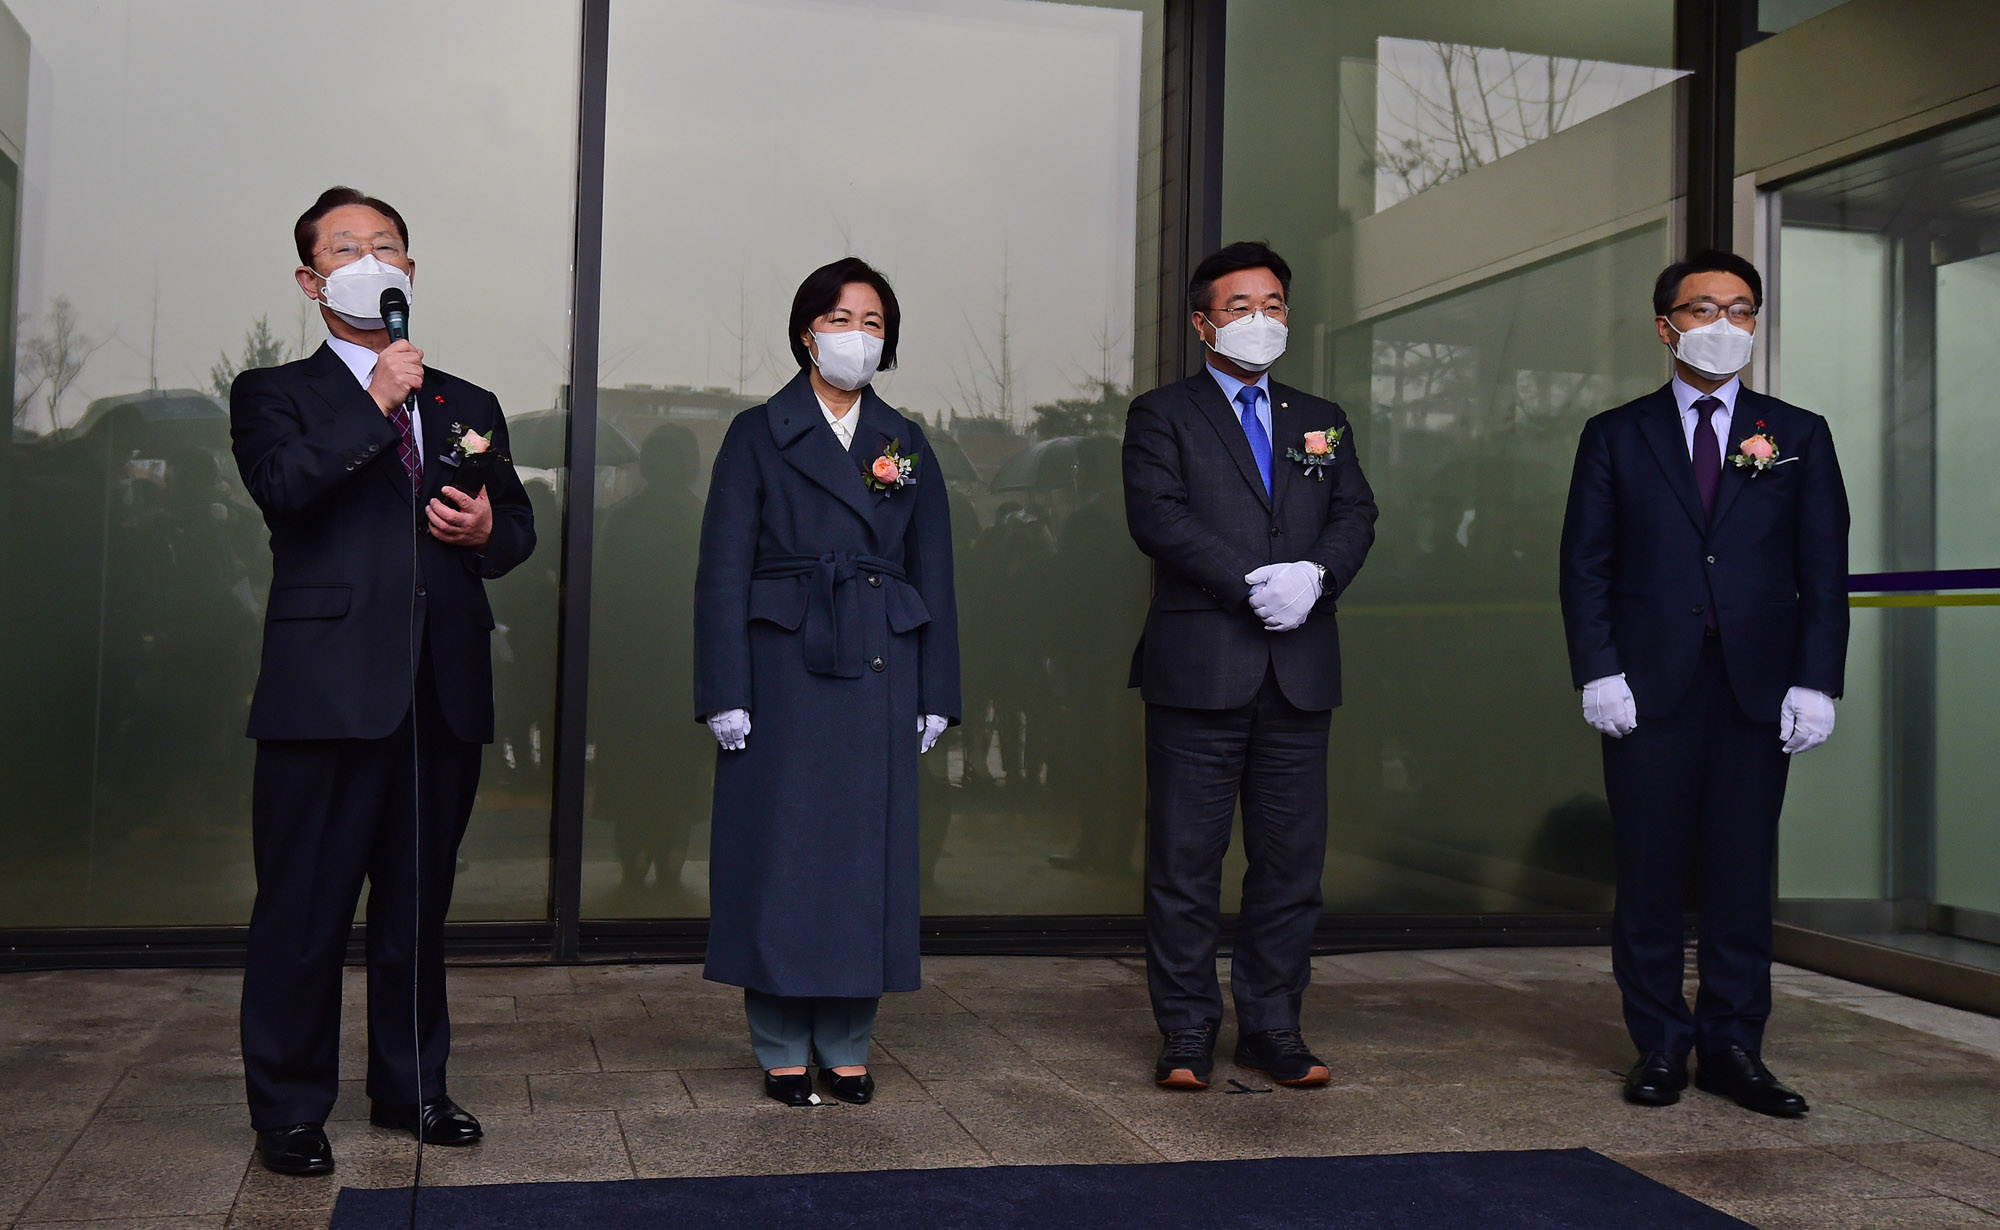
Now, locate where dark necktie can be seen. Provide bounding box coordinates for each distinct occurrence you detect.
[1691,396,1721,521]
[1237,385,1272,497]
[389,398,421,488]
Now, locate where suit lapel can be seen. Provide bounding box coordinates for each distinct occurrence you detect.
[1268,385,1304,515]
[302,344,413,505]
[1637,385,1705,531]
[1708,387,1764,533]
[766,371,876,531]
[1188,373,1271,511]
[417,387,456,506]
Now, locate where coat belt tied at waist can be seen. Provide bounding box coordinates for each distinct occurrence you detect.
[753,552,908,679]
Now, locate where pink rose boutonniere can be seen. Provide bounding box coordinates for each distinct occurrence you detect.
[1731,420,1783,474]
[1283,424,1346,480]
[866,439,919,493]
[441,421,508,498]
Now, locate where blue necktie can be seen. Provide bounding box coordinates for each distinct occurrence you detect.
[1237,385,1272,496]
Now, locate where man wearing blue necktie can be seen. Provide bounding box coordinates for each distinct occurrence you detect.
[1559,250,1849,1118]
[1123,242,1377,1090]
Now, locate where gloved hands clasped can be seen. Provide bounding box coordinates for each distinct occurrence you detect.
[1245,561,1323,632]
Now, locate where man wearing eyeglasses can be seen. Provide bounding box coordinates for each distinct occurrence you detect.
[1559,250,1849,1118]
[230,186,535,1175]
[1123,242,1377,1091]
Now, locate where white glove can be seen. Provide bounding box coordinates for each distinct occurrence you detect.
[1581,674,1637,738]
[707,708,751,751]
[1780,687,1836,755]
[919,714,948,754]
[1245,562,1323,632]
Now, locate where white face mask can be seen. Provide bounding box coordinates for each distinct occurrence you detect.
[1668,317,1755,379]
[810,328,884,392]
[308,254,413,331]
[1204,310,1288,372]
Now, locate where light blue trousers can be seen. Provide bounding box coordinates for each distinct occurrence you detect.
[743,989,879,1070]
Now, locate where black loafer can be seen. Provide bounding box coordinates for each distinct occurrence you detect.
[369,1095,483,1145]
[819,1068,875,1105]
[1623,1051,1689,1107]
[1695,1045,1809,1118]
[256,1123,333,1176]
[1234,1028,1331,1087]
[764,1071,815,1106]
[1154,1021,1218,1090]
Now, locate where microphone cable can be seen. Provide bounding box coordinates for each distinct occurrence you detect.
[384,288,426,1230]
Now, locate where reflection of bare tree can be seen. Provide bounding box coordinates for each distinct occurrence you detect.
[1362,39,1682,211]
[953,243,1021,426]
[209,315,293,397]
[14,296,111,434]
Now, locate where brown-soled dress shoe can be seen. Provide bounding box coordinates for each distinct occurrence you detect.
[1623,1051,1689,1107]
[256,1123,334,1176]
[1234,1028,1331,1087]
[1154,1021,1218,1090]
[1695,1045,1809,1118]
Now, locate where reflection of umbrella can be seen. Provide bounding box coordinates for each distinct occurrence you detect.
[75,389,227,432]
[990,436,1084,491]
[505,409,640,469]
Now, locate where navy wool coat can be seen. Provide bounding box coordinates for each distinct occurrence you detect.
[693,370,961,998]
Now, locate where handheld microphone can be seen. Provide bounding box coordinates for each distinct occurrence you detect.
[381,287,411,343]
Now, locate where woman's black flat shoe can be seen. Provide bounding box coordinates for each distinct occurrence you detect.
[764,1071,815,1106]
[819,1068,875,1105]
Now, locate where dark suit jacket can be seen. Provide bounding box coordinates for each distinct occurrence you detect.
[1122,370,1377,712]
[229,343,535,744]
[1558,382,1848,722]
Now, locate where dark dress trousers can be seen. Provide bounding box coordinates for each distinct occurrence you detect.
[1123,371,1376,1034]
[1559,382,1847,1060]
[230,343,533,1130]
[694,371,961,999]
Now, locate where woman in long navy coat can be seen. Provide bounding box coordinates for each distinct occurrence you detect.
[693,258,960,1107]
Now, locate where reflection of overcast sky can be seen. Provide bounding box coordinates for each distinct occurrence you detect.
[10,0,580,433]
[9,0,1141,434]
[600,0,1140,420]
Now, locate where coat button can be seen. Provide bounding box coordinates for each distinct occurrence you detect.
[868,574,882,587]
[1706,554,1716,564]
[345,461,357,470]
[869,656,885,672]
[1269,526,1281,537]
[415,584,427,597]
[1692,605,1705,615]
[368,443,380,454]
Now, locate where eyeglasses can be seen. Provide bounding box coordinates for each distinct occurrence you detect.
[313,234,407,263]
[1204,303,1288,323]
[1669,300,1757,325]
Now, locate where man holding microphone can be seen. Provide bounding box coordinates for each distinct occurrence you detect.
[230,186,534,1175]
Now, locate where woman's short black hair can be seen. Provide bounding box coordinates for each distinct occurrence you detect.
[1189,241,1292,314]
[787,257,901,372]
[1653,249,1763,317]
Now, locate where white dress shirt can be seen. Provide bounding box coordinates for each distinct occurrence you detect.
[1671,373,1737,465]
[817,390,858,451]
[328,335,423,456]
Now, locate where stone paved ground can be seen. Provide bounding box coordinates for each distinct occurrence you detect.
[3,948,1998,1228]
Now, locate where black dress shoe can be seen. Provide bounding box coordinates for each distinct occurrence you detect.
[1154,1021,1218,1090]
[256,1123,333,1176]
[1623,1051,1689,1106]
[764,1071,815,1106]
[819,1068,875,1105]
[1695,1045,1809,1118]
[369,1095,483,1145]
[1234,1029,1331,1087]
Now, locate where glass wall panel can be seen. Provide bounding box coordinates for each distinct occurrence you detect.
[1221,1,1678,913]
[583,0,1164,919]
[0,0,579,926]
[1772,109,2000,962]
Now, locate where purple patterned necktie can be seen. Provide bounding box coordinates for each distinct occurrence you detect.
[389,398,421,488]
[1691,396,1721,520]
